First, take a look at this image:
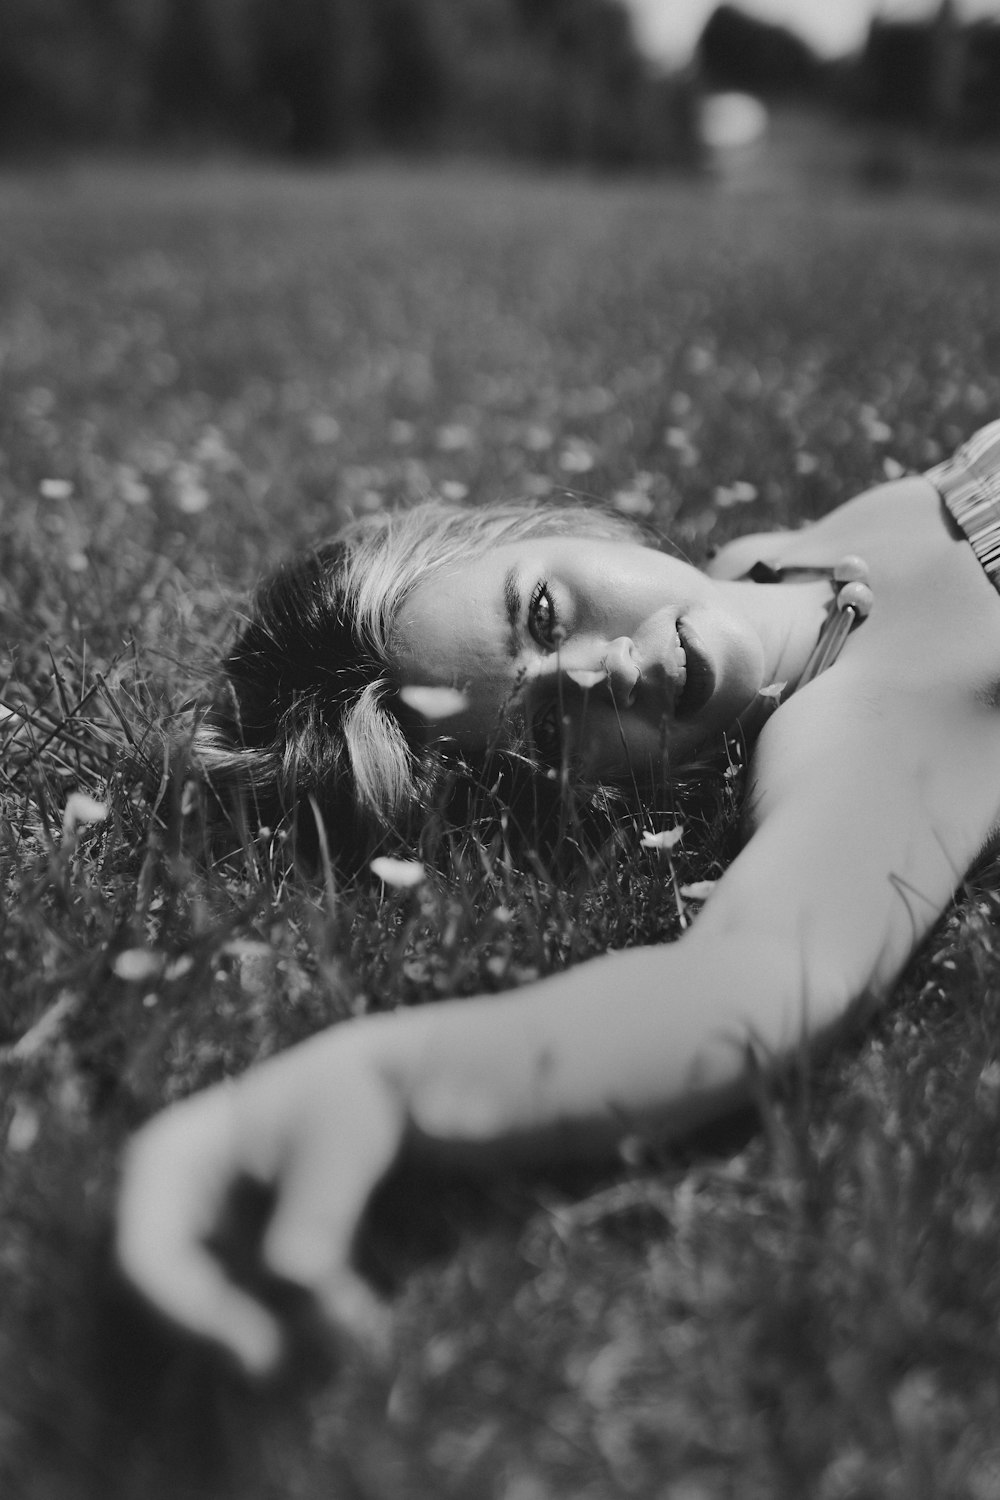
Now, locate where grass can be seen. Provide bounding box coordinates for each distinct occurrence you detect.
[2,159,1000,1499]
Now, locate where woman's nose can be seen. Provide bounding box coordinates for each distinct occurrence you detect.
[601,637,639,706]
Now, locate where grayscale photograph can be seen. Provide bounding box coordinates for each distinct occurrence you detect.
[2,2,1000,1496]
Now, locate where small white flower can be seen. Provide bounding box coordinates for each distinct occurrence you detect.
[164,955,195,981]
[117,465,151,505]
[679,880,717,902]
[436,424,474,452]
[40,478,73,500]
[62,792,109,835]
[307,413,341,444]
[757,681,786,702]
[978,1061,1000,1094]
[7,1102,39,1153]
[558,441,595,474]
[370,856,426,888]
[612,488,654,517]
[113,949,164,982]
[860,406,892,443]
[714,481,758,508]
[640,825,684,852]
[565,668,607,690]
[439,480,469,502]
[398,685,470,720]
[220,939,273,961]
[171,462,211,514]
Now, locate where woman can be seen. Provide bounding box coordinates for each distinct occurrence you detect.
[118,421,1000,1378]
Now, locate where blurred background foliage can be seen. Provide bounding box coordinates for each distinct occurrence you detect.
[0,0,700,166]
[2,0,1000,166]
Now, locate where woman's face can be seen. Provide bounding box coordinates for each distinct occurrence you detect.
[392,536,766,780]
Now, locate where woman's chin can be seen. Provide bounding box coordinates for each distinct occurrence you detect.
[686,615,764,735]
[695,662,762,742]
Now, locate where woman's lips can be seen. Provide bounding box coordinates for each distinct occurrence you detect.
[675,621,715,718]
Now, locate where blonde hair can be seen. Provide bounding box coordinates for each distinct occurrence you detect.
[196,498,651,867]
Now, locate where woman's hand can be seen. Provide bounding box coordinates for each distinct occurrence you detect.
[116,1023,408,1377]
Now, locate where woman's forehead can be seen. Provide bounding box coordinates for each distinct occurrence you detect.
[393,550,518,686]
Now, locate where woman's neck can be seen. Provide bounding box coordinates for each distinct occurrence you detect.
[717,576,835,691]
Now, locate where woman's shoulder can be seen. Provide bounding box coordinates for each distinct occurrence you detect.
[706,477,953,581]
[703,528,795,580]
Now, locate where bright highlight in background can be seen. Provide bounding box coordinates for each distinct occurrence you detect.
[700,92,770,152]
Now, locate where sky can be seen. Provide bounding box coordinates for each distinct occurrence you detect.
[626,0,1000,66]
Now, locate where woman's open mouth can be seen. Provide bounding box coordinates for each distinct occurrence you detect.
[675,622,715,718]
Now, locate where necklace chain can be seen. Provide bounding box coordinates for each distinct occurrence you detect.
[798,555,873,688]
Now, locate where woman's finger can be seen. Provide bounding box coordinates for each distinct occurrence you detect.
[117,1090,283,1375]
[314,1271,393,1363]
[257,1068,403,1356]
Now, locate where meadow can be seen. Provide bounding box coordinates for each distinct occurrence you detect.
[2,160,1000,1500]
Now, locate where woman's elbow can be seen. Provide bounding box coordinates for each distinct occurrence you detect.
[686,922,871,1066]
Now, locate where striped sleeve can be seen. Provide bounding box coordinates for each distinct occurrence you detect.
[926,419,1000,590]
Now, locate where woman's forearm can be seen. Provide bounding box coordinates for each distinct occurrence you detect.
[117,816,896,1370]
[118,922,825,1373]
[366,704,954,1173]
[373,928,839,1168]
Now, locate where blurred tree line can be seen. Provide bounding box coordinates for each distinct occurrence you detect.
[697,5,821,99]
[851,3,1000,140]
[5,1,996,166]
[699,2,1000,144]
[0,0,700,166]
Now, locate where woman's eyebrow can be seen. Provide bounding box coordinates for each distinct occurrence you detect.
[503,566,521,659]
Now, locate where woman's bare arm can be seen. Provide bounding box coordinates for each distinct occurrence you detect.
[117,667,1000,1373]
[398,688,996,1165]
[116,917,811,1376]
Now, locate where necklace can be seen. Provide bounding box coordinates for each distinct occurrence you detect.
[743,554,874,695]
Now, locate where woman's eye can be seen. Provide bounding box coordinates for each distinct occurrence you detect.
[532,702,563,764]
[528,581,560,650]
